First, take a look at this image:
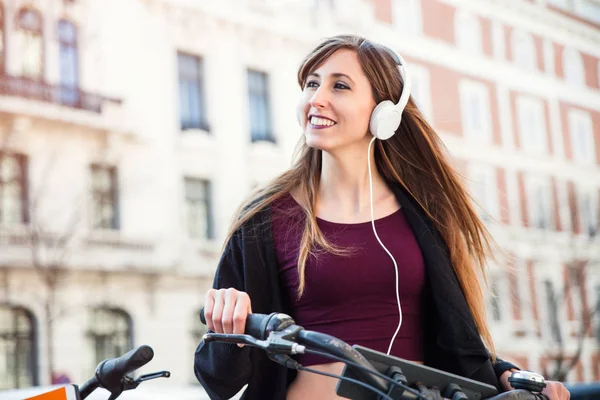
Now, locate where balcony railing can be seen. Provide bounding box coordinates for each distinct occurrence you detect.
[0,74,121,114]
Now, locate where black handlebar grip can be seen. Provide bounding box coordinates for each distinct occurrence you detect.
[199,308,277,340]
[96,345,154,391]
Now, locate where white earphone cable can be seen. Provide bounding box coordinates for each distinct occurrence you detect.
[367,137,403,356]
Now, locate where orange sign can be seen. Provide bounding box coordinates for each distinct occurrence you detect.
[25,385,77,400]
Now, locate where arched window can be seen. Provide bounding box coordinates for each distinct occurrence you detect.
[87,308,133,367]
[0,305,38,389]
[563,47,585,88]
[0,4,5,73]
[57,19,79,105]
[512,29,536,72]
[16,8,43,79]
[454,10,482,54]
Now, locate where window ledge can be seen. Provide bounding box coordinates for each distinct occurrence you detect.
[181,124,210,135]
[86,230,154,252]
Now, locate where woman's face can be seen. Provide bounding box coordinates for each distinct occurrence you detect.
[297,49,377,153]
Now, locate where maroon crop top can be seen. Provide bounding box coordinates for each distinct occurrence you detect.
[271,192,425,366]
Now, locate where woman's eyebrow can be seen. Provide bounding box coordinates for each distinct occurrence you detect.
[307,72,355,85]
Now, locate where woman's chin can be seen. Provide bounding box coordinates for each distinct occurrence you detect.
[304,132,336,151]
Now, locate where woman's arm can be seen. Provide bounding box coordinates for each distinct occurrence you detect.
[492,357,520,382]
[194,234,253,399]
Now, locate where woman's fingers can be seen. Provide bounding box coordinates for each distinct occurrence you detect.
[221,288,236,333]
[232,292,251,335]
[211,289,225,333]
[203,289,216,332]
[204,288,253,335]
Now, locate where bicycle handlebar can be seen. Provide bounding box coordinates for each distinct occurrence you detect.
[95,345,154,391]
[199,309,544,400]
[78,345,169,399]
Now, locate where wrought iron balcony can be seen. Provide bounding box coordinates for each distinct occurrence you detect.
[0,74,121,114]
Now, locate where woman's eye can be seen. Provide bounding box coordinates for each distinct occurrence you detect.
[305,81,318,88]
[334,82,350,90]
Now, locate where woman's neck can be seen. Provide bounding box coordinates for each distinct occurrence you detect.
[317,142,391,217]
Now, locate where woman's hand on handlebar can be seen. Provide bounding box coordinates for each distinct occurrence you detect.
[540,381,570,400]
[204,288,252,335]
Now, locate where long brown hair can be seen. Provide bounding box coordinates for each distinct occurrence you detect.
[225,35,497,358]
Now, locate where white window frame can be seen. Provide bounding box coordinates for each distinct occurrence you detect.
[506,169,522,226]
[513,259,535,335]
[557,179,572,233]
[516,96,548,156]
[392,0,423,36]
[525,174,554,231]
[487,265,511,331]
[459,80,493,143]
[568,109,595,166]
[543,39,555,76]
[408,63,432,122]
[577,186,599,237]
[492,21,506,60]
[467,163,499,221]
[512,29,537,72]
[563,47,585,88]
[454,10,483,54]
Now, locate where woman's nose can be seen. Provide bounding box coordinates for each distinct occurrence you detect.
[309,87,330,109]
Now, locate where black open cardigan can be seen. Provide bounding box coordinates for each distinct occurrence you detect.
[194,183,518,399]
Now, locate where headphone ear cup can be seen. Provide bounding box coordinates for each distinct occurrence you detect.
[370,100,402,140]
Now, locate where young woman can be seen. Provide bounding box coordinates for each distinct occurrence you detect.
[194,35,570,400]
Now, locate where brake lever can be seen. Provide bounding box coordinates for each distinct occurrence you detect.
[203,332,306,355]
[120,370,171,392]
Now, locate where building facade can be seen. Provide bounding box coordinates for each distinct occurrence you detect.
[0,0,598,393]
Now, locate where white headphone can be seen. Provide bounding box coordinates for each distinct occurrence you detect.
[369,47,412,141]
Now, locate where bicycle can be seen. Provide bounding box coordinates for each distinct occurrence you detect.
[26,345,170,400]
[199,310,548,400]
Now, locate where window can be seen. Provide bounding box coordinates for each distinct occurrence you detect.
[57,20,79,106]
[492,21,506,60]
[0,306,37,390]
[409,64,432,121]
[575,1,600,25]
[87,308,132,367]
[459,80,492,142]
[515,260,534,326]
[392,0,422,36]
[563,47,585,88]
[184,178,214,239]
[454,10,482,54]
[0,5,5,73]
[468,163,499,221]
[516,96,547,156]
[596,285,600,343]
[568,110,594,165]
[512,29,536,72]
[248,69,274,143]
[178,53,208,131]
[0,154,28,225]
[544,280,562,344]
[566,266,584,322]
[90,165,119,230]
[578,189,598,237]
[16,8,43,79]
[489,275,503,321]
[526,175,554,230]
